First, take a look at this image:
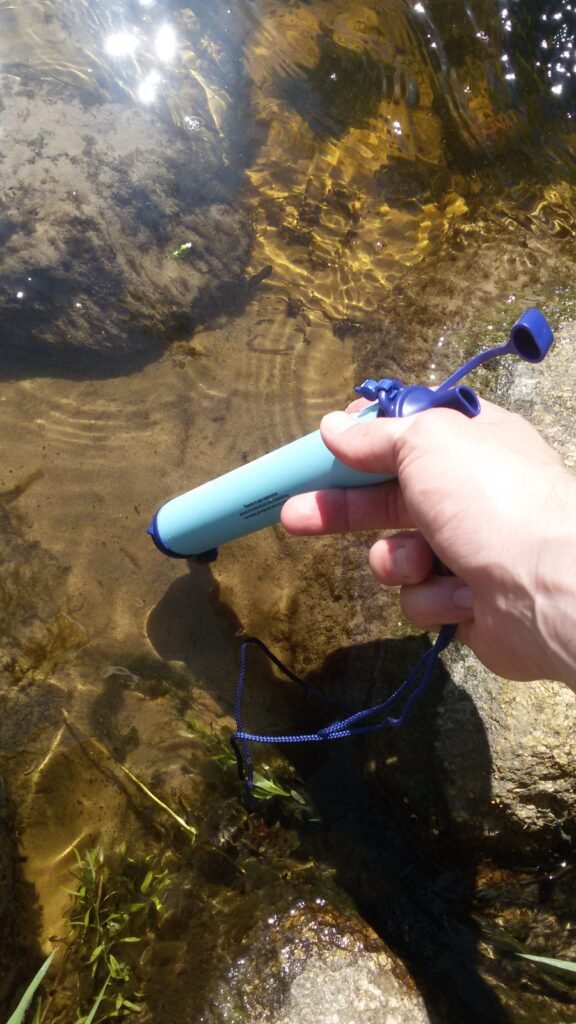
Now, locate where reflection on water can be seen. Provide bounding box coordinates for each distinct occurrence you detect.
[245,0,576,320]
[0,0,575,1021]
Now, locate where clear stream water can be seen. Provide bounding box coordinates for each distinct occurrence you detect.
[0,1,576,1022]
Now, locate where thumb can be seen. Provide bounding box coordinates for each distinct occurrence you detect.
[321,410,407,475]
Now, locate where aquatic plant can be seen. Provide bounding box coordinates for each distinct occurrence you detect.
[64,844,170,1022]
[250,769,299,802]
[184,716,318,821]
[78,978,110,1024]
[8,946,118,1024]
[7,951,55,1024]
[517,952,576,1022]
[518,952,576,973]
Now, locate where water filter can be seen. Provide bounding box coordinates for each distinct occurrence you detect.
[148,308,553,561]
[148,401,390,559]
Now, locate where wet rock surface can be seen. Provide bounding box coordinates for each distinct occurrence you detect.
[436,651,576,853]
[208,901,432,1024]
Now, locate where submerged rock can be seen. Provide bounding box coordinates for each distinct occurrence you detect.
[0,490,85,1016]
[0,775,44,1019]
[242,0,576,326]
[0,66,252,378]
[244,0,456,320]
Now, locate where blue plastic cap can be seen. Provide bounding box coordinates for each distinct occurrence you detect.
[509,307,554,363]
[147,513,189,559]
[147,513,218,563]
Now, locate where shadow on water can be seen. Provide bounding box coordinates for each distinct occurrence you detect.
[147,564,507,1023]
[0,262,272,382]
[146,566,242,702]
[296,646,506,1023]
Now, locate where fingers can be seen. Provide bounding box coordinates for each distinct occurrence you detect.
[399,576,475,629]
[281,480,413,535]
[369,533,434,585]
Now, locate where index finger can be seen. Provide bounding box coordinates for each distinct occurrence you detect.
[281,478,413,535]
[345,397,373,415]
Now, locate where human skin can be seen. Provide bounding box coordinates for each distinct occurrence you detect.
[281,399,576,688]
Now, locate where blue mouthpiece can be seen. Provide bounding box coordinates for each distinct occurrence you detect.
[355,380,481,418]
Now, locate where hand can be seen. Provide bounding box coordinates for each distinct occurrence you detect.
[281,399,576,685]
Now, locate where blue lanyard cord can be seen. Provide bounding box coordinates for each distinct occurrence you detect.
[230,624,457,790]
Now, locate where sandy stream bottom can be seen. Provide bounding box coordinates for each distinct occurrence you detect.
[0,292,387,947]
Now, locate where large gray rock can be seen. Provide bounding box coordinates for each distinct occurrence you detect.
[369,322,576,857]
[437,648,576,851]
[436,320,576,853]
[276,952,429,1024]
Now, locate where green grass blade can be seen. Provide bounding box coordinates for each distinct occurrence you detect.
[518,953,576,973]
[7,950,56,1024]
[81,975,110,1024]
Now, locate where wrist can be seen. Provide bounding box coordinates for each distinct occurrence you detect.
[533,467,576,688]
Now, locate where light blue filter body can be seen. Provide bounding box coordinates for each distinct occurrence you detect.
[150,403,392,557]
